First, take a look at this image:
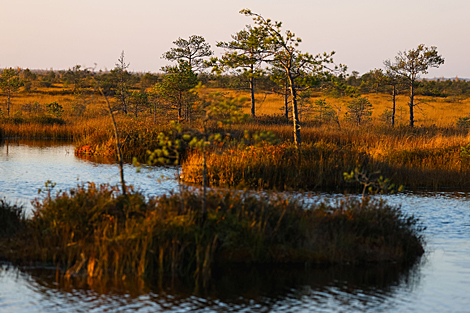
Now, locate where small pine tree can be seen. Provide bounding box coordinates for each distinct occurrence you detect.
[310,98,337,124]
[344,96,372,126]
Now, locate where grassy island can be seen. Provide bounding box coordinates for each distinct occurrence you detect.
[0,185,424,279]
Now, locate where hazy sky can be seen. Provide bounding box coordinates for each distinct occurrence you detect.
[1,0,469,78]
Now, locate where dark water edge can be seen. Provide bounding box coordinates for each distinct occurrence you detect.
[0,260,423,313]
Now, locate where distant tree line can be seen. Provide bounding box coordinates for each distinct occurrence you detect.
[6,66,467,99]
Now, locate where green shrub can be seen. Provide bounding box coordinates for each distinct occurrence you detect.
[45,101,64,117]
[457,116,470,128]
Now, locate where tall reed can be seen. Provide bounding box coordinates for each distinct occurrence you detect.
[182,142,369,190]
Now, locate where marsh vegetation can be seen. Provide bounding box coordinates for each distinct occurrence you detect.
[1,9,468,285]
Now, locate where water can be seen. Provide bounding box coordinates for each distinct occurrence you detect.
[0,139,179,215]
[1,139,470,312]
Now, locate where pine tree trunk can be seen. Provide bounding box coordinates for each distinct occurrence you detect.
[120,74,127,114]
[7,89,11,116]
[288,74,301,146]
[250,76,255,118]
[249,66,256,118]
[284,79,289,122]
[392,85,396,127]
[178,92,182,119]
[409,81,414,127]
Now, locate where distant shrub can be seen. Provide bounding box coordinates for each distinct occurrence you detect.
[31,115,66,125]
[8,116,26,124]
[456,116,470,128]
[45,101,64,117]
[310,98,338,124]
[72,102,87,117]
[344,97,372,126]
[254,114,289,125]
[22,81,32,92]
[379,109,393,125]
[0,115,65,125]
[21,101,43,115]
[39,80,52,88]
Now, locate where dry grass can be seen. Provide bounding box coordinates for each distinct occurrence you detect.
[3,87,470,190]
[0,87,172,157]
[3,86,470,127]
[1,89,108,118]
[205,87,470,127]
[182,120,470,190]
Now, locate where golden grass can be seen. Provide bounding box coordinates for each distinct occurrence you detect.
[3,86,470,128]
[0,86,171,155]
[205,87,470,127]
[1,85,108,119]
[181,121,470,190]
[0,116,113,140]
[3,87,470,190]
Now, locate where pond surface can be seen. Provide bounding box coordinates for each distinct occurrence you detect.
[0,139,179,214]
[1,140,470,312]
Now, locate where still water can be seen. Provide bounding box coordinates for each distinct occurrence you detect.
[0,139,179,213]
[0,140,469,312]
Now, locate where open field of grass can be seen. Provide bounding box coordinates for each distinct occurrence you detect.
[3,86,470,131]
[5,85,467,126]
[1,85,108,117]
[210,87,470,127]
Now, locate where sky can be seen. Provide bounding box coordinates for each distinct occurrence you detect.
[1,0,469,78]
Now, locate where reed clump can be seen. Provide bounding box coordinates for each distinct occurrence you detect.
[5,184,160,278]
[1,116,74,139]
[182,142,369,190]
[181,122,470,191]
[0,114,117,141]
[74,117,174,160]
[1,184,424,279]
